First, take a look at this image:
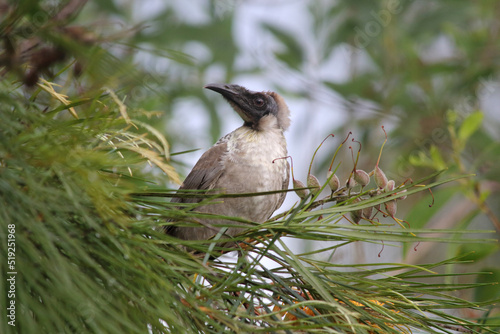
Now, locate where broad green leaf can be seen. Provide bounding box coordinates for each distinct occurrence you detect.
[429,145,446,170]
[458,110,484,143]
[262,23,304,69]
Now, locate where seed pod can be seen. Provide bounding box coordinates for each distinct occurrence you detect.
[293,179,309,199]
[373,166,388,189]
[384,200,397,217]
[395,189,407,200]
[326,170,340,192]
[350,197,362,224]
[307,174,321,195]
[362,206,373,219]
[384,179,395,193]
[354,169,370,186]
[350,210,362,224]
[346,176,357,189]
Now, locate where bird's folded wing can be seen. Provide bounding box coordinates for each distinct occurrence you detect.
[171,142,227,204]
[275,160,290,211]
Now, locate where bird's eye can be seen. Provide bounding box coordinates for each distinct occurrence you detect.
[253,97,265,108]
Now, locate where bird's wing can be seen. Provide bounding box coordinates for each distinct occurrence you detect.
[274,160,290,212]
[164,142,227,234]
[171,141,227,204]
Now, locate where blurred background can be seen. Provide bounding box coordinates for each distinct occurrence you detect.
[75,1,500,263]
[2,0,500,324]
[87,0,499,306]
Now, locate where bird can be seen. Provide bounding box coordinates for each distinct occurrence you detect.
[166,83,291,245]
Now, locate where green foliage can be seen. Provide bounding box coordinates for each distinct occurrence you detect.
[0,74,496,332]
[475,268,500,328]
[263,23,305,70]
[0,74,181,333]
[262,0,500,326]
[1,0,499,333]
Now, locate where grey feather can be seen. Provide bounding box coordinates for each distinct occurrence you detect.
[170,142,227,204]
[166,84,291,244]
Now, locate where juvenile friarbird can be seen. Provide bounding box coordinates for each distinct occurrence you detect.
[166,83,291,243]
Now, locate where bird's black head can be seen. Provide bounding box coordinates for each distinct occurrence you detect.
[205,83,290,131]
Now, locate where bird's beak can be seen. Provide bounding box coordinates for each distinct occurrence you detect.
[204,83,240,97]
[204,83,256,123]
